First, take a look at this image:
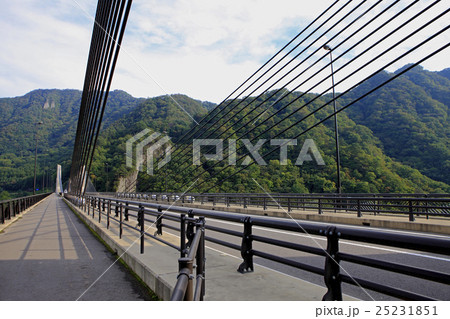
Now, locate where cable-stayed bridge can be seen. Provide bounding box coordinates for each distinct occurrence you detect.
[1,0,449,302]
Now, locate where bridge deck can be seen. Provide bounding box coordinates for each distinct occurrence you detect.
[0,194,153,301]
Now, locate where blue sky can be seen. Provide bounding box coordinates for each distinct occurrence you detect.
[0,0,448,103]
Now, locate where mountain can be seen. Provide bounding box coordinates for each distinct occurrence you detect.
[0,65,449,196]
[88,94,209,192]
[344,65,450,185]
[0,89,140,195]
[438,68,450,81]
[129,88,449,194]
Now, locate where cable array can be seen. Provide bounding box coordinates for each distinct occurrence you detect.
[141,0,449,193]
[69,0,132,195]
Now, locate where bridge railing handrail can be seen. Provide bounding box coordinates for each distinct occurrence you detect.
[1,192,53,224]
[70,194,450,301]
[113,192,450,220]
[108,192,450,200]
[98,195,450,255]
[65,194,206,301]
[171,216,205,301]
[98,191,450,197]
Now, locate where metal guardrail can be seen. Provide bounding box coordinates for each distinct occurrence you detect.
[171,217,205,301]
[65,194,205,301]
[114,192,450,221]
[71,194,450,301]
[1,193,52,224]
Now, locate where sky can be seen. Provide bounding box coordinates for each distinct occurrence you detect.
[0,0,448,103]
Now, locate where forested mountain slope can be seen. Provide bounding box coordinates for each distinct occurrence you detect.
[0,65,448,195]
[344,66,449,185]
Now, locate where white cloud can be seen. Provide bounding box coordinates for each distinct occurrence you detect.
[0,0,448,103]
[0,0,94,96]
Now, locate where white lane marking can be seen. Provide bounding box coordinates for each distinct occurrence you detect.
[203,245,336,293]
[207,219,450,262]
[63,202,94,259]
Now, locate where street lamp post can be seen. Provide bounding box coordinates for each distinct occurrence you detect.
[105,163,109,192]
[323,45,342,194]
[33,121,43,195]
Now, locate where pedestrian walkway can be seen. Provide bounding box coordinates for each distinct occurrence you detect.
[0,193,154,301]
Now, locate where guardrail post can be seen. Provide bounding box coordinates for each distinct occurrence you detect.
[139,204,145,254]
[237,217,253,273]
[10,201,15,218]
[5,202,10,220]
[288,197,291,212]
[92,198,96,219]
[98,199,102,223]
[119,202,123,238]
[357,199,362,218]
[107,200,111,229]
[87,198,90,215]
[124,202,129,221]
[115,200,119,217]
[186,210,195,247]
[318,198,322,214]
[333,196,338,213]
[409,200,415,222]
[155,206,163,236]
[7,202,11,220]
[195,217,206,301]
[180,213,186,258]
[322,226,342,301]
[179,257,194,301]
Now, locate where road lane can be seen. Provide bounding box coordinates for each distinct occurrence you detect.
[160,215,450,300]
